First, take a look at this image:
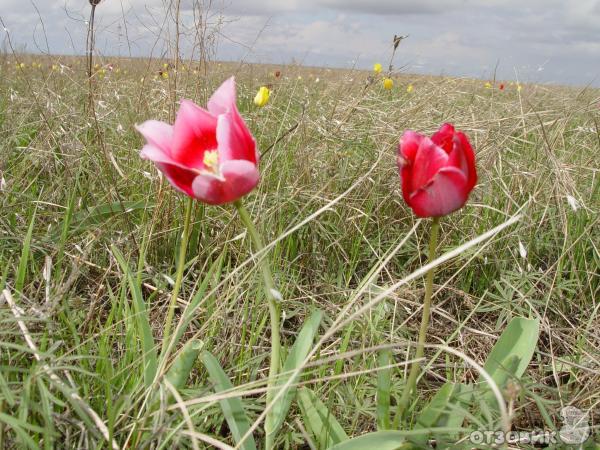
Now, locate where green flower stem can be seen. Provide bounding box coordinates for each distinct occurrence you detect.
[161,196,194,356]
[234,199,281,450]
[397,216,440,421]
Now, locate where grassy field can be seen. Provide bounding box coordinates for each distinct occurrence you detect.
[0,52,598,449]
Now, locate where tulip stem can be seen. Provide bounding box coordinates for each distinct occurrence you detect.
[397,217,440,422]
[161,196,194,356]
[234,200,280,450]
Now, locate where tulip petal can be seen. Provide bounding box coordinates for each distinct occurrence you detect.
[409,167,469,217]
[207,76,236,116]
[455,131,478,192]
[431,123,455,154]
[216,111,258,163]
[191,159,259,205]
[411,138,449,191]
[156,162,197,197]
[447,135,468,174]
[140,145,198,196]
[140,144,190,169]
[172,100,218,168]
[399,164,414,206]
[399,130,423,162]
[136,120,173,154]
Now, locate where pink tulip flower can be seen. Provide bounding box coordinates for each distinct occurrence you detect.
[136,77,259,205]
[397,123,477,218]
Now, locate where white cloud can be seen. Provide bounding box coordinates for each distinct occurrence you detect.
[0,0,598,85]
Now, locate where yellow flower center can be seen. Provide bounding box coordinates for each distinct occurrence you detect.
[203,150,219,171]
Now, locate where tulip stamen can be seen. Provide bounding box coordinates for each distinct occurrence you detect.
[203,150,219,170]
[198,150,225,180]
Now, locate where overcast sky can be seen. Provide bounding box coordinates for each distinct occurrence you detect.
[1,0,599,86]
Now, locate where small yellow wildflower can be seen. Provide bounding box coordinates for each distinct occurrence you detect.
[383,77,394,90]
[373,63,382,74]
[254,86,271,107]
[17,62,25,69]
[163,63,169,69]
[484,82,492,89]
[161,71,169,79]
[406,84,414,93]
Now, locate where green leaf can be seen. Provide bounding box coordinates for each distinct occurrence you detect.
[329,428,470,450]
[412,382,472,446]
[328,431,405,450]
[165,339,203,390]
[376,349,392,430]
[112,245,157,388]
[201,351,257,450]
[267,309,323,437]
[480,317,540,404]
[298,387,348,448]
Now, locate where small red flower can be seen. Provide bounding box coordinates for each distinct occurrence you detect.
[499,83,505,90]
[274,70,281,78]
[397,124,477,218]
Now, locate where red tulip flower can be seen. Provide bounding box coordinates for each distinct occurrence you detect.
[136,77,259,205]
[397,123,477,218]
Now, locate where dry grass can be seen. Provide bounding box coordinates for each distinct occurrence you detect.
[0,49,598,448]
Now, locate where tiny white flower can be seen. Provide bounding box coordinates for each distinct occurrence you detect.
[518,240,527,259]
[270,288,283,302]
[566,195,579,212]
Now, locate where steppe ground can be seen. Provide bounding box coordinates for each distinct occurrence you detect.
[0,53,598,448]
